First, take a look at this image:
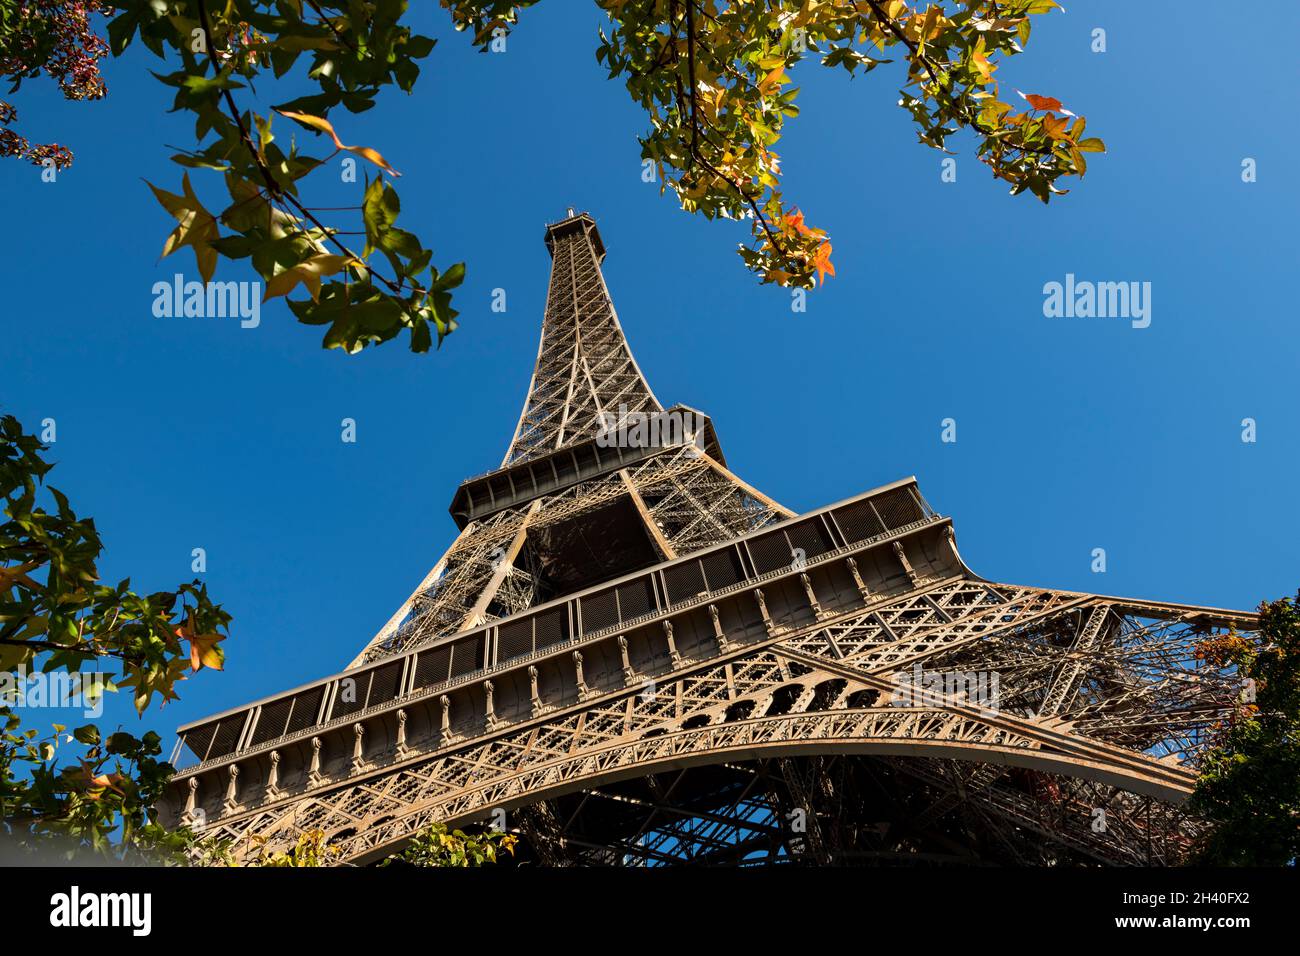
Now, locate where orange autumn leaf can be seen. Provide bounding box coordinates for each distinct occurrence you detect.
[1017,91,1075,117]
[1040,113,1073,142]
[757,66,786,95]
[785,209,811,235]
[175,611,226,672]
[189,631,226,672]
[813,241,835,285]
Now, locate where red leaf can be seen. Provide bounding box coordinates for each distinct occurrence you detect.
[1017,91,1074,116]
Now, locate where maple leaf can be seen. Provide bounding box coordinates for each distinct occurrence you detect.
[813,242,835,286]
[785,209,812,236]
[1017,90,1076,116]
[1040,113,1073,142]
[757,66,787,96]
[117,659,188,713]
[184,626,225,672]
[172,608,226,672]
[189,632,225,672]
[263,254,356,303]
[0,559,43,591]
[971,51,995,83]
[146,172,220,283]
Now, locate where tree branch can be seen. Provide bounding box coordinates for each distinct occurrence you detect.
[862,0,1053,158]
[194,0,417,299]
[302,0,357,53]
[674,2,784,257]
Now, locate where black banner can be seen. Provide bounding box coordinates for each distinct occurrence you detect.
[5,864,1292,941]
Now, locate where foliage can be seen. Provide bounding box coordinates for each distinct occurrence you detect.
[229,821,516,867]
[110,0,462,356]
[95,0,1101,352]
[381,821,518,867]
[1188,593,1300,866]
[0,413,231,862]
[248,827,338,866]
[0,1,111,168]
[588,0,1103,287]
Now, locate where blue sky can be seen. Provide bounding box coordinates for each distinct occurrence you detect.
[1,3,1296,746]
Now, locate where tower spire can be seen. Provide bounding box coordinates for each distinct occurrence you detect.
[503,210,661,465]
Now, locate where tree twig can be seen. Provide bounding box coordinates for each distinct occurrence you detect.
[194,0,418,299]
[862,0,1053,158]
[302,0,357,53]
[674,3,785,257]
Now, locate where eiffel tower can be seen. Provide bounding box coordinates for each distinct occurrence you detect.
[161,211,1258,865]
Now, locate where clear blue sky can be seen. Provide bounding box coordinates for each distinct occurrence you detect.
[2,3,1296,744]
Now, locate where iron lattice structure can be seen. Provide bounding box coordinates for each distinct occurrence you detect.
[160,212,1258,866]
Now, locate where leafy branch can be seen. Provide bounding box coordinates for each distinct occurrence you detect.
[2,413,232,860]
[95,0,1104,346]
[0,1,112,169]
[1189,594,1300,865]
[588,0,1104,287]
[115,0,462,354]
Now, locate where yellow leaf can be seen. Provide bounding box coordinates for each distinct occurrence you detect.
[921,5,941,41]
[275,109,345,149]
[146,181,190,221]
[194,242,217,286]
[263,254,354,302]
[343,144,400,177]
[0,560,43,591]
[1069,147,1086,175]
[189,632,225,672]
[276,109,402,176]
[758,66,786,95]
[1041,113,1072,142]
[147,173,220,284]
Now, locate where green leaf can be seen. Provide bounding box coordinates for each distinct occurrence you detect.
[72,724,101,745]
[106,8,142,56]
[432,262,466,292]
